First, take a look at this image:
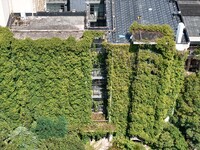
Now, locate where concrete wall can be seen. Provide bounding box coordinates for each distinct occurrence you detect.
[0,0,46,26]
[11,0,34,13]
[0,0,11,26]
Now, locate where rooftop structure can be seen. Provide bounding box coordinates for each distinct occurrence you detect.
[11,15,85,39]
[106,0,190,49]
[0,0,195,50]
[4,0,105,39]
[177,0,200,44]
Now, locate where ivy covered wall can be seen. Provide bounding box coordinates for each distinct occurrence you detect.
[173,73,200,149]
[105,44,135,135]
[0,28,103,130]
[1,23,198,149]
[105,23,187,145]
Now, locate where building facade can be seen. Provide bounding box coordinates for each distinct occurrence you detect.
[0,0,11,26]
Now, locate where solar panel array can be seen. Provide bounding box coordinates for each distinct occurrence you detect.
[106,0,182,43]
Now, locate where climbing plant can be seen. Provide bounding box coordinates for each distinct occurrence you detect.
[129,25,186,143]
[105,23,186,146]
[153,123,188,150]
[105,43,134,135]
[0,28,104,134]
[173,73,200,150]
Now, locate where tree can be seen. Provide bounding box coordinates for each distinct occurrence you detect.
[2,126,40,150]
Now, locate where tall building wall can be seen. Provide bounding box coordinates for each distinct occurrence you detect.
[11,0,34,13]
[0,0,11,26]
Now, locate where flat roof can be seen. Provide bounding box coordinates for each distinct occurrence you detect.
[182,16,200,37]
[11,16,84,39]
[179,4,200,16]
[106,0,187,43]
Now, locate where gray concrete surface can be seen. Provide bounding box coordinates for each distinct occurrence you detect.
[11,16,85,39]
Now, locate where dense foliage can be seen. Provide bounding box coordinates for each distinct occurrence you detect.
[34,116,67,139]
[109,137,146,150]
[129,22,174,38]
[105,44,134,135]
[153,123,188,150]
[105,23,187,148]
[173,73,200,149]
[39,135,85,150]
[129,39,186,143]
[2,126,40,150]
[1,126,84,150]
[0,27,103,149]
[1,23,198,149]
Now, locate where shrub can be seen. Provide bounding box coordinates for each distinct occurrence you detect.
[34,117,67,139]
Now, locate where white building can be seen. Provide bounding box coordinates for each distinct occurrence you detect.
[0,0,11,26]
[0,0,44,27]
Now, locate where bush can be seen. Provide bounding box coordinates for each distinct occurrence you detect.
[34,116,67,139]
[110,137,145,150]
[39,135,85,150]
[1,126,40,150]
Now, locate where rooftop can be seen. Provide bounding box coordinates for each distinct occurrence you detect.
[177,0,200,40]
[11,15,84,39]
[178,0,200,16]
[106,0,188,43]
